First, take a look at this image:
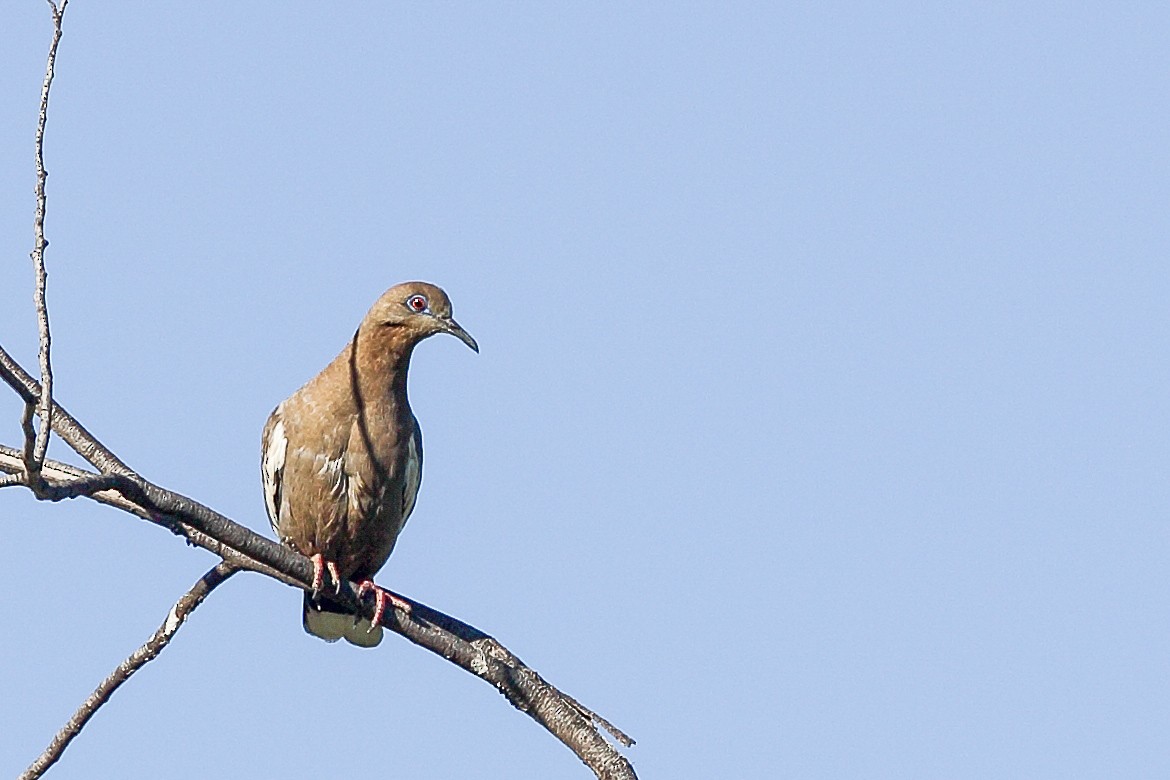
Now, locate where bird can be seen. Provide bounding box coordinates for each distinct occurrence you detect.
[261,281,477,647]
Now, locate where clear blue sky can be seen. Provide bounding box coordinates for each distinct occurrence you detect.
[2,3,1169,778]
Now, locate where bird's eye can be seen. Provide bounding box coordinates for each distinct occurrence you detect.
[406,294,428,313]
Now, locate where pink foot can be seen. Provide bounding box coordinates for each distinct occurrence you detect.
[309,554,342,599]
[356,579,412,629]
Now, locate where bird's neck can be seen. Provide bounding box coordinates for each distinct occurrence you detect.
[349,325,416,409]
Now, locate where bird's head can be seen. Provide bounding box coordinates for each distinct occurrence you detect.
[364,281,479,353]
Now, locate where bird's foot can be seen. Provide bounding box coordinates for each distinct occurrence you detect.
[309,554,342,600]
[355,579,412,629]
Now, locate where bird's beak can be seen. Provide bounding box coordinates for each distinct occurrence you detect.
[440,317,479,353]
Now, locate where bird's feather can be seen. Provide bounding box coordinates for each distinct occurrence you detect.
[260,412,287,537]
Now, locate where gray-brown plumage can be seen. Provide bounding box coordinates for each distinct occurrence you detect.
[261,282,477,647]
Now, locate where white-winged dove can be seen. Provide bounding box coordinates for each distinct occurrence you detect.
[261,282,477,647]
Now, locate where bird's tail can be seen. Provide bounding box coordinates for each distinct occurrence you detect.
[302,593,384,648]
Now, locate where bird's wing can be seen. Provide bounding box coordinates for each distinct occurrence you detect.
[260,405,288,538]
[400,416,423,527]
[341,415,422,526]
[342,418,378,529]
[339,414,422,574]
[264,399,350,550]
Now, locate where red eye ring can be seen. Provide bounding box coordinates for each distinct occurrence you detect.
[406,294,428,313]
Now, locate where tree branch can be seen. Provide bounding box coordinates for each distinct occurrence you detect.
[25,0,69,493]
[19,561,237,780]
[0,377,636,778]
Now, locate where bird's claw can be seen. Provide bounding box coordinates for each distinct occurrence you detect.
[356,579,412,630]
[309,554,342,601]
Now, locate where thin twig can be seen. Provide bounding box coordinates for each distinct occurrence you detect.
[26,0,69,493]
[20,400,37,466]
[562,692,636,748]
[19,561,237,780]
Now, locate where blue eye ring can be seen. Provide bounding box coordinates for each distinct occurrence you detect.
[406,294,429,313]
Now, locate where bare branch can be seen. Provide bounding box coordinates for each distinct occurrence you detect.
[0,412,636,780]
[20,400,37,466]
[0,473,25,488]
[19,561,237,780]
[25,0,70,492]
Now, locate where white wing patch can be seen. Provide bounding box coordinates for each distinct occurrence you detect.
[262,416,287,534]
[312,450,346,499]
[402,429,421,521]
[346,461,371,518]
